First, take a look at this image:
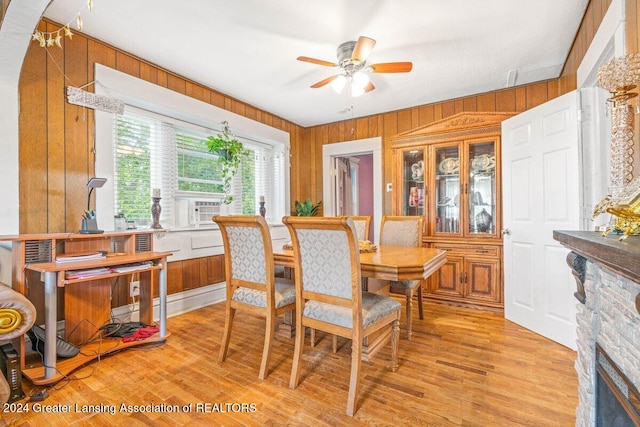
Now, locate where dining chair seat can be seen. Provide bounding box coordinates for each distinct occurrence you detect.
[303,291,400,329]
[231,278,296,309]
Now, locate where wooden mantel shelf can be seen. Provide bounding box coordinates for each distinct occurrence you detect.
[553,230,640,284]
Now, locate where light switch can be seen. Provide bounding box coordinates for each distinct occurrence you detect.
[386,183,392,192]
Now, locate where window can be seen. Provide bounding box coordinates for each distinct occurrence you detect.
[113,106,287,227]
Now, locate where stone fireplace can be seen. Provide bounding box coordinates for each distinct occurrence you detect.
[555,231,640,426]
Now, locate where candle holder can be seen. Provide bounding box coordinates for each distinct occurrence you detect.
[151,197,162,229]
[259,201,266,217]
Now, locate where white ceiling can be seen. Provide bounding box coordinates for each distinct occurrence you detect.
[43,0,589,128]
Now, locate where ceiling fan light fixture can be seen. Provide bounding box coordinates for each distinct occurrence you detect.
[331,74,347,94]
[351,83,365,97]
[352,71,370,89]
[298,35,412,97]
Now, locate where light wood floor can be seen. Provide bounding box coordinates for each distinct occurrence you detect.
[3,301,578,426]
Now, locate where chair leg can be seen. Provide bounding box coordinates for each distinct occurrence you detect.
[346,332,362,416]
[259,310,275,380]
[289,324,305,389]
[218,304,236,362]
[390,316,399,372]
[310,328,316,347]
[332,334,338,353]
[405,288,413,341]
[417,283,424,320]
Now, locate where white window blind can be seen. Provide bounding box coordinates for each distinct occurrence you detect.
[113,109,174,225]
[112,106,286,227]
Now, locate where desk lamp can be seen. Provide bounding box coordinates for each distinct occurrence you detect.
[80,177,107,234]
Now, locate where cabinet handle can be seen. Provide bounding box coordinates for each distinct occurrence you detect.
[476,249,489,254]
[464,272,468,283]
[459,272,464,283]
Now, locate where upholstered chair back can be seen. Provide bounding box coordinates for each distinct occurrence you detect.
[225,223,268,285]
[380,215,423,247]
[348,215,372,241]
[287,217,359,302]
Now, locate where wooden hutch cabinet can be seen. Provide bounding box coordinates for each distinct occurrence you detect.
[391,112,515,311]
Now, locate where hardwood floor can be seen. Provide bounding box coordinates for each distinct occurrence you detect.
[3,301,577,426]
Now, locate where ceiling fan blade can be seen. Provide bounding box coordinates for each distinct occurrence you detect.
[351,36,376,62]
[370,62,413,73]
[297,56,337,67]
[364,81,375,93]
[310,75,339,88]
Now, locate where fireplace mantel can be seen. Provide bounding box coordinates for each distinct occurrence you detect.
[554,230,640,426]
[553,230,640,284]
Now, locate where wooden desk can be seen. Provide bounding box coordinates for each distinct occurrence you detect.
[0,231,171,385]
[273,245,447,359]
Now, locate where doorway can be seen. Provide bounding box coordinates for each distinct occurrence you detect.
[322,137,383,243]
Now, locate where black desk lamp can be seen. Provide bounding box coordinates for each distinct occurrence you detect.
[80,177,107,234]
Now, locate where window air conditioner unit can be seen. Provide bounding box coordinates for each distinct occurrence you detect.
[192,200,221,225]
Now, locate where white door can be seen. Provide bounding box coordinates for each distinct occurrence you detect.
[501,90,580,350]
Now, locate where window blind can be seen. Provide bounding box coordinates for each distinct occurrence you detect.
[112,106,287,227]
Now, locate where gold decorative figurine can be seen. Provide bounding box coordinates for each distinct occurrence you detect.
[592,176,640,239]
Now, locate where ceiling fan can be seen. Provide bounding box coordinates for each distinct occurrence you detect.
[297,36,412,97]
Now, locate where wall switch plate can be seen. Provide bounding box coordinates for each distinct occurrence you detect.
[386,183,393,192]
[130,280,140,297]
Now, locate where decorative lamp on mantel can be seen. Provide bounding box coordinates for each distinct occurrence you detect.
[597,52,640,192]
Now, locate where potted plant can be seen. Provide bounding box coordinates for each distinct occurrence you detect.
[294,199,321,216]
[207,121,244,204]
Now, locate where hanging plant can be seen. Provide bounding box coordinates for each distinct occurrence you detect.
[206,121,244,204]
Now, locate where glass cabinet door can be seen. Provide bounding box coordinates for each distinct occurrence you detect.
[434,145,460,234]
[401,149,425,216]
[467,141,496,236]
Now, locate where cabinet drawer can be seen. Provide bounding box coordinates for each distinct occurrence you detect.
[431,243,500,257]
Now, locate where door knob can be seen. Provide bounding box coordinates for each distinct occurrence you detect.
[501,228,511,235]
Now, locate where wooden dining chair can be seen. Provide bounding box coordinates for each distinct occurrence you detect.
[310,215,372,350]
[380,215,424,340]
[213,215,296,380]
[348,215,372,241]
[283,216,401,416]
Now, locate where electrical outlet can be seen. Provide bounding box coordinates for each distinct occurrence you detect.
[130,280,140,297]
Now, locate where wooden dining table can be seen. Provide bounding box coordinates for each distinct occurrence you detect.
[273,244,447,283]
[272,244,447,360]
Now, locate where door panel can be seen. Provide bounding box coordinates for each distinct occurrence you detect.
[511,241,534,310]
[465,257,500,302]
[502,90,579,350]
[430,256,463,298]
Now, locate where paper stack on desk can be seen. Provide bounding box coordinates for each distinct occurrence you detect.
[111,262,152,273]
[65,267,111,279]
[56,251,106,264]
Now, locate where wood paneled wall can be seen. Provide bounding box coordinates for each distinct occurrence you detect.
[16,1,623,301]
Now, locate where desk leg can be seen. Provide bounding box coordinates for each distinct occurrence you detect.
[43,271,57,379]
[159,260,167,337]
